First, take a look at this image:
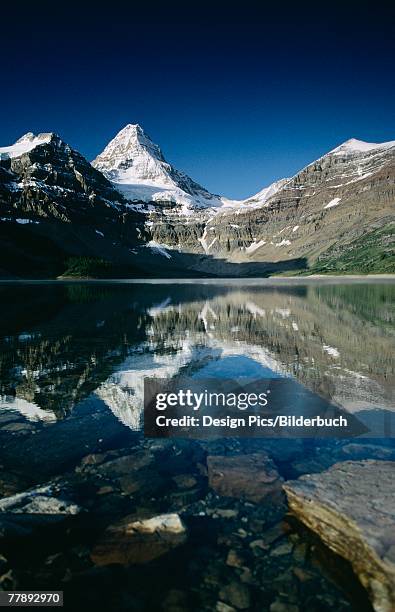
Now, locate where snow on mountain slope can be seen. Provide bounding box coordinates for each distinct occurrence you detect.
[211,138,394,216]
[92,125,395,221]
[0,132,53,159]
[330,138,395,155]
[237,138,395,212]
[144,134,394,264]
[237,178,290,208]
[305,137,395,191]
[92,124,223,212]
[227,137,395,216]
[0,129,136,262]
[91,123,293,214]
[222,138,395,214]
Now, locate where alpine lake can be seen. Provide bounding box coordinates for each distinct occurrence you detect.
[0,278,394,612]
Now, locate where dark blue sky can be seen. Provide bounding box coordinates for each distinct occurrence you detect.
[1,1,394,198]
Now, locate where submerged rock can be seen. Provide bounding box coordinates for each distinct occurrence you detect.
[284,460,395,612]
[219,581,251,610]
[172,474,198,489]
[0,472,30,497]
[226,549,244,567]
[339,443,395,461]
[207,452,283,503]
[216,602,236,612]
[0,485,80,515]
[76,447,167,496]
[269,601,299,612]
[91,512,187,566]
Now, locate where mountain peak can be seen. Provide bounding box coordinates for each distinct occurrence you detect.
[115,124,148,142]
[122,123,144,133]
[16,132,55,144]
[0,132,56,159]
[92,124,165,175]
[330,137,395,156]
[92,124,221,210]
[109,123,155,146]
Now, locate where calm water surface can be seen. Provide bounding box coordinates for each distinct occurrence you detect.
[0,280,393,430]
[0,280,393,611]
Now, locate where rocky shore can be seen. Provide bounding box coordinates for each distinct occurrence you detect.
[284,461,395,612]
[0,413,393,611]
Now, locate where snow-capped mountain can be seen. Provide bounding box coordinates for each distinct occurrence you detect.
[92,124,222,211]
[145,135,395,273]
[229,178,290,209]
[0,127,393,278]
[0,132,54,159]
[222,138,395,212]
[0,131,147,277]
[0,131,126,210]
[329,137,395,156]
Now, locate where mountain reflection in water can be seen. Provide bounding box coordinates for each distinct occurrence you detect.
[0,281,393,612]
[0,281,393,435]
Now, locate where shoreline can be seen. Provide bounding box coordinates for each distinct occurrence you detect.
[0,274,394,284]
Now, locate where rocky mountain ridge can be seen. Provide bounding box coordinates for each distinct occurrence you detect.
[0,126,394,277]
[143,134,394,274]
[0,131,152,277]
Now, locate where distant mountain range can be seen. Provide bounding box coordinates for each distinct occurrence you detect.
[0,125,394,277]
